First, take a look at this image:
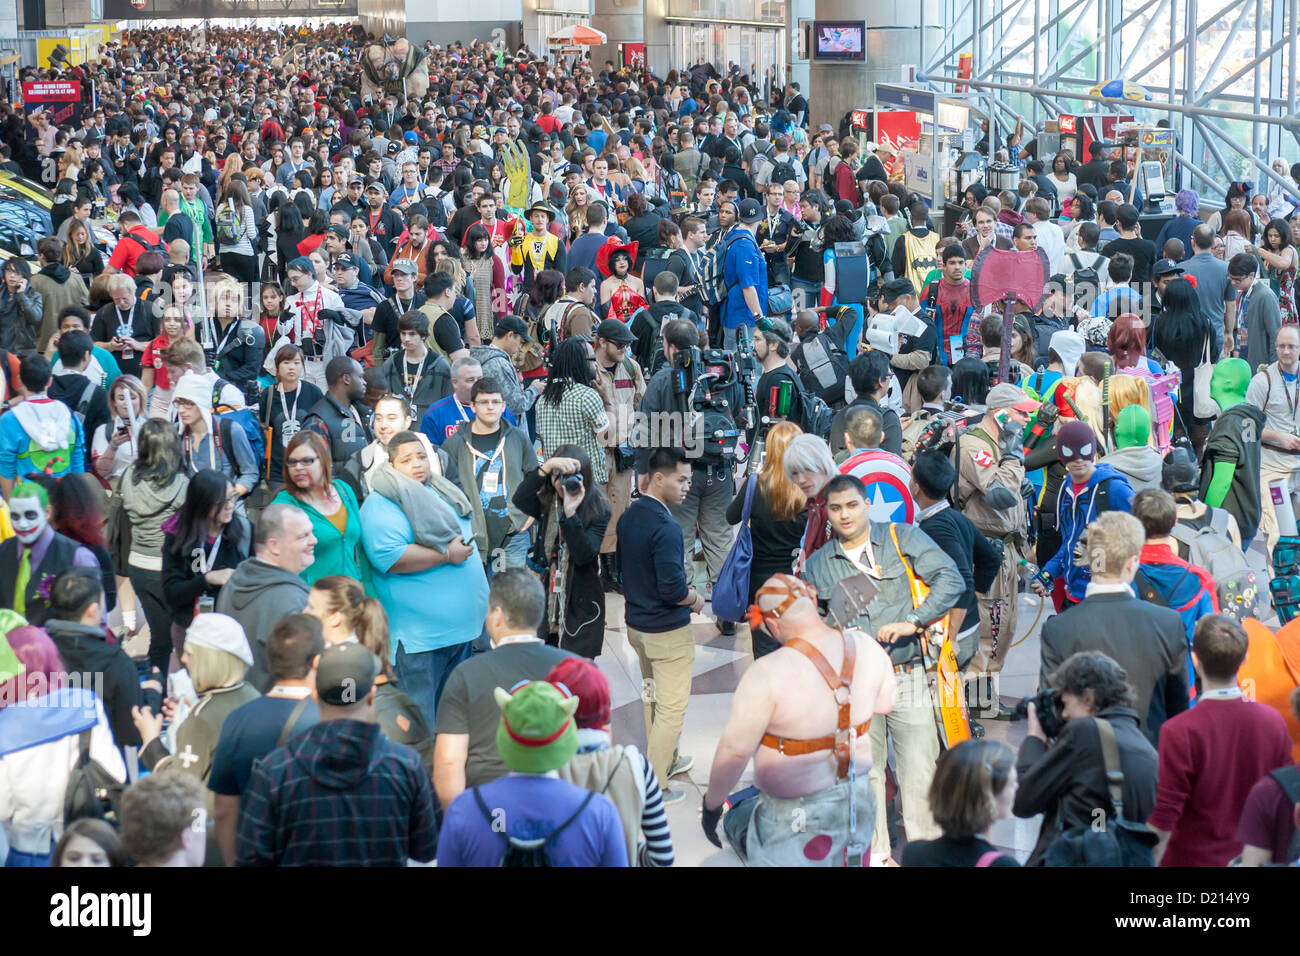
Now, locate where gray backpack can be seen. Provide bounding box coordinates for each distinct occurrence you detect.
[1171,508,1255,610]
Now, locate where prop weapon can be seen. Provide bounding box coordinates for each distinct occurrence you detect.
[969,246,1051,386]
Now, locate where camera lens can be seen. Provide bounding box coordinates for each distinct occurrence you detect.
[562,474,583,495]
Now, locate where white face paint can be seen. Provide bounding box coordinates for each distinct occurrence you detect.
[10,496,47,546]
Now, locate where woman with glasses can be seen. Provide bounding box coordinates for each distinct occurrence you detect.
[162,468,253,658]
[260,344,324,493]
[272,430,365,586]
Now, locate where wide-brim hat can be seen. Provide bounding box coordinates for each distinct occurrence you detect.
[595,237,638,277]
[494,680,579,774]
[525,201,555,222]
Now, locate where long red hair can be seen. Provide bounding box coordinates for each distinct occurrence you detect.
[759,421,809,522]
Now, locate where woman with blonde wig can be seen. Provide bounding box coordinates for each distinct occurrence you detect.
[728,422,810,657]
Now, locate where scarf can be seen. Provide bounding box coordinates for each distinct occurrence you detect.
[369,462,473,552]
[468,256,495,342]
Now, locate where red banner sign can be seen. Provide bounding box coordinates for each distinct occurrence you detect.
[22,80,83,128]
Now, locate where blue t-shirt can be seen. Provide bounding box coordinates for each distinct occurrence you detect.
[586,129,608,155]
[420,397,516,446]
[208,695,320,796]
[721,227,768,330]
[360,489,489,654]
[1091,286,1144,318]
[437,775,629,867]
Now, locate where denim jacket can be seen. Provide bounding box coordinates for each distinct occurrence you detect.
[802,521,965,668]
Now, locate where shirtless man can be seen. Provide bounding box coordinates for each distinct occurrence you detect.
[701,574,897,866]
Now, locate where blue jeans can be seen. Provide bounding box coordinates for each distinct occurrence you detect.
[5,848,52,867]
[394,640,473,726]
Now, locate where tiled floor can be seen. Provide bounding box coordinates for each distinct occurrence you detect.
[598,580,1053,867]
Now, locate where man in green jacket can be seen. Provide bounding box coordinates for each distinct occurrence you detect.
[441,376,537,574]
[802,473,964,865]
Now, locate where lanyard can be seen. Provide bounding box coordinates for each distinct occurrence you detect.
[213,319,239,358]
[196,533,223,574]
[468,433,507,469]
[116,301,136,336]
[455,400,472,423]
[278,385,300,427]
[184,429,218,473]
[404,353,429,405]
[766,212,781,238]
[1281,369,1299,420]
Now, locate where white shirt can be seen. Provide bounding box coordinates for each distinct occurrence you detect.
[1084,581,1136,599]
[1032,218,1067,275]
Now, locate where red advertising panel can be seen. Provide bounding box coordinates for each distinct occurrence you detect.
[22,80,83,128]
[876,110,921,175]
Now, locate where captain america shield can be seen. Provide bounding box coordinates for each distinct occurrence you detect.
[839,450,917,524]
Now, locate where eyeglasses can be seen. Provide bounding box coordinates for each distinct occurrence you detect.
[286,455,319,468]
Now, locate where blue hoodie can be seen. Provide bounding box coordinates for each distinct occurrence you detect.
[0,396,85,480]
[1042,462,1135,600]
[1135,543,1219,706]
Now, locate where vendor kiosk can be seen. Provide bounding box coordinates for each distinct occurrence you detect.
[869,84,973,209]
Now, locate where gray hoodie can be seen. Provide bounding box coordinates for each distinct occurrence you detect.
[1100,445,1164,492]
[120,470,188,567]
[214,557,309,692]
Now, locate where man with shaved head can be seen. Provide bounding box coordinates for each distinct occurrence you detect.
[699,572,897,866]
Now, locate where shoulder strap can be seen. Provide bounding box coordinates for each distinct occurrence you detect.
[739,472,759,527]
[975,850,1005,867]
[1093,717,1126,820]
[77,379,97,412]
[1270,765,1300,803]
[276,697,312,749]
[77,727,93,765]
[547,789,598,844]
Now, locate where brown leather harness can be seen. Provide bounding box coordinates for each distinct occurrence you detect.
[759,629,866,779]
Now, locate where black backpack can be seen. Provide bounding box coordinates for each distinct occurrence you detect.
[63,729,125,827]
[769,159,798,187]
[1042,717,1157,867]
[791,331,851,405]
[1064,252,1103,310]
[472,786,596,867]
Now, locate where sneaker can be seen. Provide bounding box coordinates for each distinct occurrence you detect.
[661,787,688,807]
[668,754,695,778]
[717,620,736,636]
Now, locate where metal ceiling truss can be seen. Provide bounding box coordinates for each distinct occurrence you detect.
[917,0,1300,199]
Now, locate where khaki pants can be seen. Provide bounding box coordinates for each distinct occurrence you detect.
[868,666,942,864]
[1258,461,1299,554]
[600,453,634,554]
[626,623,696,788]
[972,539,1019,678]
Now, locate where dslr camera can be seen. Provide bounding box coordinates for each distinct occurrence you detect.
[1013,688,1066,739]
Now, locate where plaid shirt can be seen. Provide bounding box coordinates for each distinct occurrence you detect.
[536,385,610,483]
[236,718,439,866]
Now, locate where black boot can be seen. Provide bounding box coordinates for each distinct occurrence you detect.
[600,554,622,594]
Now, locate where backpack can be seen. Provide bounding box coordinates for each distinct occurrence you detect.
[1042,717,1157,867]
[1268,766,1300,863]
[791,331,850,405]
[214,199,242,243]
[823,159,842,202]
[1064,252,1104,310]
[769,158,799,187]
[791,373,833,439]
[471,786,596,867]
[211,378,267,485]
[119,227,167,259]
[697,230,755,307]
[72,379,97,429]
[1170,508,1254,610]
[63,728,125,827]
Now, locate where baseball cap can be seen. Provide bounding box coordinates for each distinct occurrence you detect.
[737,197,763,224]
[881,277,916,301]
[333,252,360,271]
[1152,258,1184,278]
[348,175,363,186]
[387,140,401,155]
[390,258,418,276]
[819,123,834,133]
[493,315,532,342]
[316,642,380,706]
[985,383,1040,413]
[403,130,418,143]
[594,318,635,344]
[327,224,349,239]
[365,180,387,193]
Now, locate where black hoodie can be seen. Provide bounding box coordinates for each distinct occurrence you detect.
[44,617,161,751]
[49,372,110,456]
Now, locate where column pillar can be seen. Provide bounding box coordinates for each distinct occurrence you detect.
[590,0,643,73]
[809,0,941,131]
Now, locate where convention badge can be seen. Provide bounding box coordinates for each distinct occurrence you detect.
[282,418,300,446]
[482,469,500,496]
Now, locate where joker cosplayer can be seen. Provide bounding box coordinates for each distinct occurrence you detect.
[0,482,99,625]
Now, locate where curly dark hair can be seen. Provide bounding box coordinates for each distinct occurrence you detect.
[1051,650,1137,711]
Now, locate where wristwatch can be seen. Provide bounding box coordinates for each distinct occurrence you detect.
[905,612,925,632]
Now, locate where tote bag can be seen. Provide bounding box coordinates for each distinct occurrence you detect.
[1192,336,1218,419]
[711,473,758,622]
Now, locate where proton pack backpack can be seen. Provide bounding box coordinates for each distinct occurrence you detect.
[471,786,596,867]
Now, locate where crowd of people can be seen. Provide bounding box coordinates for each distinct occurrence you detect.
[0,21,1296,871]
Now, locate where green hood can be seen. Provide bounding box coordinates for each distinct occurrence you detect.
[1210,358,1251,412]
[1114,404,1151,450]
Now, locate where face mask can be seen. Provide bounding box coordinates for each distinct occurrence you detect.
[10,496,48,546]
[1058,440,1094,464]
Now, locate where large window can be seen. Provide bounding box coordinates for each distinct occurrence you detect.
[667,0,784,24]
[668,23,784,86]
